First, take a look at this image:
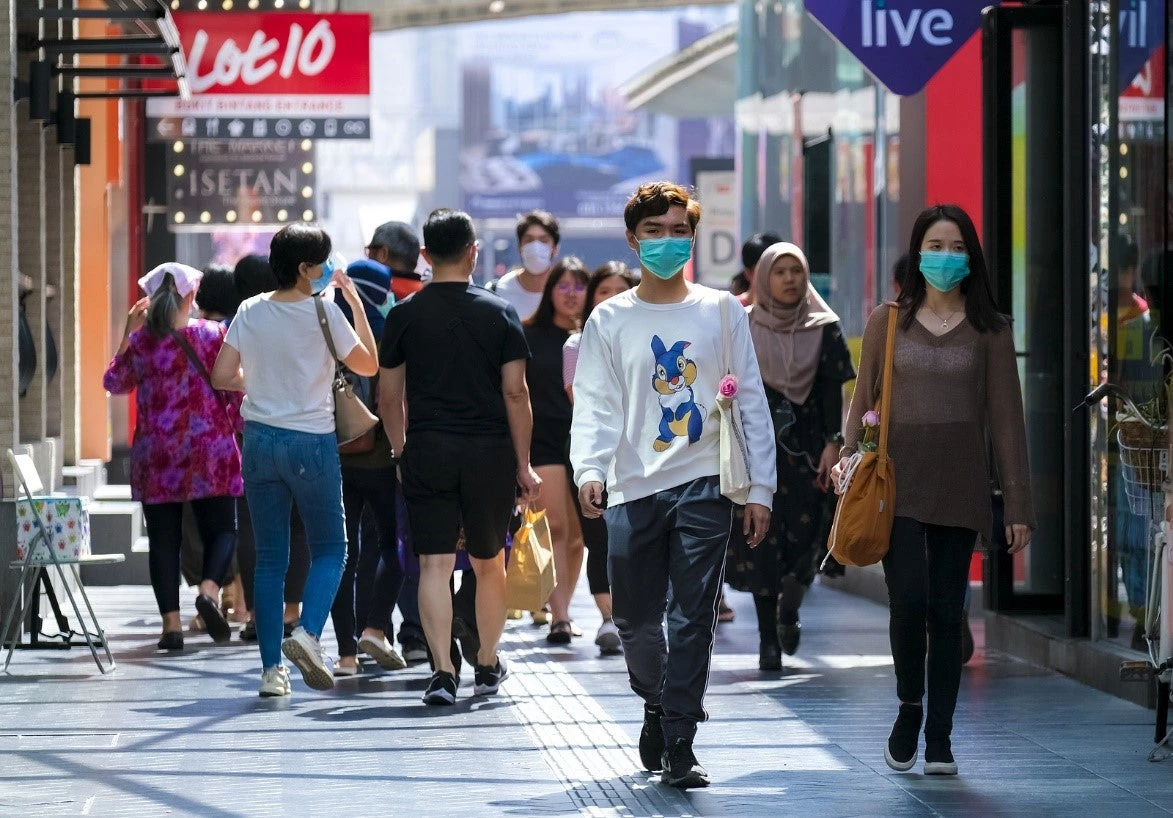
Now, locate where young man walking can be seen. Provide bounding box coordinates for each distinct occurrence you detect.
[379,208,542,705]
[571,182,776,787]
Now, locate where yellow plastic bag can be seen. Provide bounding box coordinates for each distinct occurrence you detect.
[505,505,556,612]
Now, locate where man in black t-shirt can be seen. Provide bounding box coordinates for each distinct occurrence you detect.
[378,208,541,706]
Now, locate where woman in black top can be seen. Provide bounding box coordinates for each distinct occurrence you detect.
[725,242,855,671]
[524,257,589,644]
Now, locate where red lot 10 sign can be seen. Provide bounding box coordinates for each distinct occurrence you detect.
[147,12,371,141]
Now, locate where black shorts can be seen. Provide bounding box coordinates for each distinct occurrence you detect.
[400,431,517,560]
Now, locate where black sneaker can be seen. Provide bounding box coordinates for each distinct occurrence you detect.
[422,670,458,705]
[660,738,709,789]
[884,703,923,772]
[239,619,257,642]
[157,631,184,651]
[924,739,958,775]
[759,641,782,671]
[473,656,509,696]
[638,704,665,771]
[778,616,801,657]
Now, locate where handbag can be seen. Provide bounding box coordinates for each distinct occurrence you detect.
[504,504,557,611]
[313,295,380,447]
[716,293,753,505]
[825,303,899,567]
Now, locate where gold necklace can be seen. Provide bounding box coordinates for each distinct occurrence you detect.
[924,304,961,329]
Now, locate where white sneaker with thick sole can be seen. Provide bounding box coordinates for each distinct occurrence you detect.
[595,619,622,655]
[281,626,335,691]
[358,633,407,670]
[259,665,291,697]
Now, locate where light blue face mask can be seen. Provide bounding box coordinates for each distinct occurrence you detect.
[638,237,694,280]
[309,256,335,296]
[919,250,970,292]
[357,283,394,318]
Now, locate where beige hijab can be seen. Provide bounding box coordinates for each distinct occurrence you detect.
[748,242,839,405]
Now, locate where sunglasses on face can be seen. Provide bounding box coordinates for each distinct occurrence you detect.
[555,283,586,295]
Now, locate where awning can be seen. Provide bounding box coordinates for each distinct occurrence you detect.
[618,23,736,118]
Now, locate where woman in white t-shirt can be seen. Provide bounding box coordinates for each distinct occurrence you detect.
[212,224,379,698]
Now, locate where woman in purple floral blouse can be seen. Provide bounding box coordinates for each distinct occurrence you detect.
[103,263,243,651]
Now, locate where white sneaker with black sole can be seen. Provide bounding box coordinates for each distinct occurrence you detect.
[281,626,335,691]
[473,656,509,695]
[259,665,291,697]
[595,619,622,656]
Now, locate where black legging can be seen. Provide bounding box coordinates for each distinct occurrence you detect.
[330,465,404,657]
[883,516,976,741]
[237,489,310,610]
[143,496,237,615]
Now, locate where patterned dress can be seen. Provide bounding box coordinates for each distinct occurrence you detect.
[103,320,243,505]
[726,322,855,595]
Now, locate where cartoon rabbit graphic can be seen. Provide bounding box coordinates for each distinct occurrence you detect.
[650,335,705,452]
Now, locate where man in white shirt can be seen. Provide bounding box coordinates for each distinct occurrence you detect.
[489,210,561,321]
[571,182,776,788]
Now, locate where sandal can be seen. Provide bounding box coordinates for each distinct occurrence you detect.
[546,620,573,645]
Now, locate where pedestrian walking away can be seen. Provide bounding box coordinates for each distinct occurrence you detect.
[212,224,381,697]
[571,182,777,788]
[727,242,855,671]
[833,204,1035,776]
[103,262,243,652]
[378,208,541,707]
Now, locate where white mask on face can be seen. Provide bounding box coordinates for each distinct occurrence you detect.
[520,242,554,275]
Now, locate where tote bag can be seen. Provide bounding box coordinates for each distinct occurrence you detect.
[716,293,753,505]
[825,303,898,567]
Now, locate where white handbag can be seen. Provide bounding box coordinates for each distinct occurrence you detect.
[716,293,752,505]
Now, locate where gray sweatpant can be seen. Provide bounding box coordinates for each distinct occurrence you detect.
[604,476,734,743]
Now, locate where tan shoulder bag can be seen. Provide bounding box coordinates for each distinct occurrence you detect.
[313,296,380,447]
[825,303,898,567]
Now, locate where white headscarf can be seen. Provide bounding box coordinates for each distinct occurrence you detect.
[138,263,203,297]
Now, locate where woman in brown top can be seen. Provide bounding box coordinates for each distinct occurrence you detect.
[833,204,1036,776]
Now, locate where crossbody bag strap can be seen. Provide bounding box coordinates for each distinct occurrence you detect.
[171,328,232,426]
[312,294,343,364]
[877,303,899,462]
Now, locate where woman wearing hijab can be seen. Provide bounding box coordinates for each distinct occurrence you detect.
[725,242,855,671]
[103,263,244,651]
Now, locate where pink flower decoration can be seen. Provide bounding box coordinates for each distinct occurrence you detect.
[863,410,880,427]
[718,375,739,399]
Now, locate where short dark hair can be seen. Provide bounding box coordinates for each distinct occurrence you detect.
[525,256,590,329]
[196,264,240,318]
[233,254,277,300]
[624,182,701,234]
[370,221,421,271]
[741,232,783,271]
[730,271,750,296]
[583,261,637,325]
[898,204,1007,333]
[269,224,331,290]
[515,210,560,246]
[423,208,476,265]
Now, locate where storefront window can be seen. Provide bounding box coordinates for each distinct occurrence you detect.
[1096,6,1169,652]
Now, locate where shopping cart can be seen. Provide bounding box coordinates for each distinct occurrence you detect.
[1081,383,1171,761]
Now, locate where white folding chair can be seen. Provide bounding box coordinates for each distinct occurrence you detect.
[1,451,123,674]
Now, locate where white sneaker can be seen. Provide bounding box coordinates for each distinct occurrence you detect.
[595,619,622,656]
[259,665,291,697]
[281,626,335,691]
[358,633,407,670]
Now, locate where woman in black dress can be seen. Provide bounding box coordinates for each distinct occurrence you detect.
[726,242,855,670]
[524,257,590,644]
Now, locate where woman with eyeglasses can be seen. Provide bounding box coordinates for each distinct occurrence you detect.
[523,256,590,644]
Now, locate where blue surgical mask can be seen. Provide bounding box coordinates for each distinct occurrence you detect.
[919,250,970,292]
[638,237,693,280]
[309,256,334,295]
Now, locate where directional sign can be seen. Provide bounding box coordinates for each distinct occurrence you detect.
[152,115,368,141]
[806,1,987,96]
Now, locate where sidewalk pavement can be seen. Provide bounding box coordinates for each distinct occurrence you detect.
[1,580,1169,817]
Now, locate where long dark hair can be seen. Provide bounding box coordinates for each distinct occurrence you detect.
[897,204,1007,333]
[146,273,183,338]
[583,261,637,326]
[524,256,589,330]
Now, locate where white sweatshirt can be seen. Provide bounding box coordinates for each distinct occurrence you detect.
[570,285,777,508]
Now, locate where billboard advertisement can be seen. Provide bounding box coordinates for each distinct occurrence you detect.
[457,13,727,220]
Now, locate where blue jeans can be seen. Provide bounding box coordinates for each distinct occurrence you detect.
[243,422,348,670]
